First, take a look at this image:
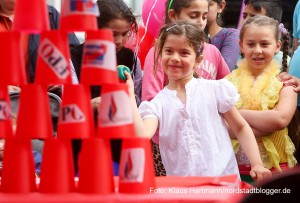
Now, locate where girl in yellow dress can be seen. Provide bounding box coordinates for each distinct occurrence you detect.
[226,15,298,183]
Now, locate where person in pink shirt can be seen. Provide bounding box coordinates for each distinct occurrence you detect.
[142,0,230,102]
[142,0,230,176]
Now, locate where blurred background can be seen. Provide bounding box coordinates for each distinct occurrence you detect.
[47,0,143,15]
[46,0,144,43]
[47,0,297,43]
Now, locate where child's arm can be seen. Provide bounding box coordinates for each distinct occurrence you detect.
[227,122,269,138]
[238,86,297,134]
[223,107,272,183]
[125,71,158,139]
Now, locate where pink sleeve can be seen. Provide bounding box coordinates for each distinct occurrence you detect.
[199,43,230,80]
[141,48,167,101]
[216,48,230,79]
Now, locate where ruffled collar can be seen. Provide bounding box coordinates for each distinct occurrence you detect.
[227,59,282,110]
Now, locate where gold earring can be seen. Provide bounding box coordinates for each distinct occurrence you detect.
[217,13,221,18]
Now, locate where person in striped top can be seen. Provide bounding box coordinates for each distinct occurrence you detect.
[206,0,240,71]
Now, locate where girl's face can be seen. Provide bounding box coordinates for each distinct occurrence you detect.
[242,4,267,25]
[161,34,199,81]
[170,0,209,31]
[207,1,218,26]
[240,25,281,76]
[106,19,131,52]
[207,0,224,26]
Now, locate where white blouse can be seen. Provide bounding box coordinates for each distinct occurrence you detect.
[139,78,240,177]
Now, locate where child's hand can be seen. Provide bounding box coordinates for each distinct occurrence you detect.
[91,96,101,111]
[117,65,131,81]
[277,72,300,93]
[250,164,272,184]
[124,71,135,98]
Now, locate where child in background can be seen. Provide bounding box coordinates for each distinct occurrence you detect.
[71,0,142,105]
[126,21,271,182]
[292,0,300,54]
[70,0,142,174]
[141,0,230,176]
[287,0,300,162]
[226,15,298,183]
[242,0,282,22]
[290,0,300,111]
[206,0,240,71]
[142,0,230,102]
[240,0,291,70]
[242,0,300,165]
[237,0,300,97]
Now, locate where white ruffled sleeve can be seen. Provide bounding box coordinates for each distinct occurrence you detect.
[215,79,240,113]
[138,98,161,120]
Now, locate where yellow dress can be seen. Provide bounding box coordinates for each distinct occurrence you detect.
[226,59,297,171]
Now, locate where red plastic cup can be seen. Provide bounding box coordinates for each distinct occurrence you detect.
[78,138,115,194]
[0,85,13,139]
[97,84,135,139]
[57,84,94,139]
[12,0,50,33]
[0,32,27,85]
[35,30,73,85]
[0,137,36,193]
[60,0,99,31]
[118,137,156,193]
[16,84,53,139]
[39,138,75,193]
[80,30,119,85]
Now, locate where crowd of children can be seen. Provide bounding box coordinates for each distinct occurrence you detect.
[1,0,300,186]
[138,0,300,184]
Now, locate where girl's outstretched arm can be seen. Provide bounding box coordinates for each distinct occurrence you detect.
[223,107,272,183]
[125,71,158,139]
[238,86,297,133]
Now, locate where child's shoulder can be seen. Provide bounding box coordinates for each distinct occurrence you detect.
[222,27,239,34]
[196,78,232,85]
[195,78,236,91]
[204,42,218,51]
[151,87,172,101]
[203,43,222,56]
[194,78,239,104]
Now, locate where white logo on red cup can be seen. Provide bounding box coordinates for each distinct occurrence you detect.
[39,38,70,79]
[62,0,100,16]
[119,148,145,183]
[60,104,86,123]
[82,40,116,71]
[99,90,132,127]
